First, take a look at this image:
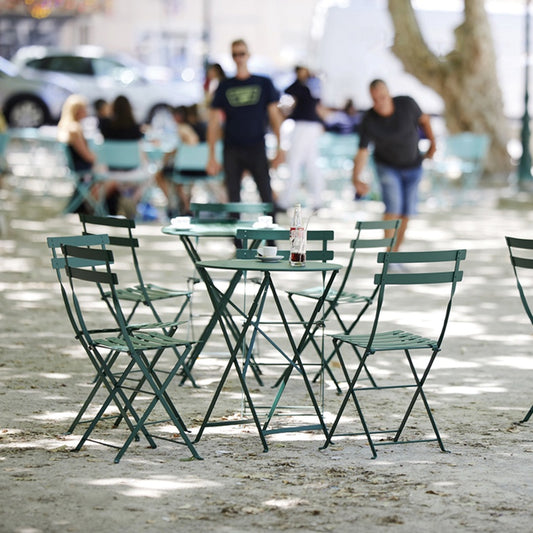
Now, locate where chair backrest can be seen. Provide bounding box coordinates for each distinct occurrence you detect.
[506,236,533,325]
[47,233,111,275]
[235,228,334,262]
[47,234,124,345]
[444,132,490,164]
[78,214,146,291]
[97,139,143,170]
[173,141,223,180]
[369,249,467,347]
[190,202,273,222]
[335,219,401,296]
[0,132,9,156]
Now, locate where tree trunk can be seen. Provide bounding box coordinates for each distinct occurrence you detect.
[388,0,511,177]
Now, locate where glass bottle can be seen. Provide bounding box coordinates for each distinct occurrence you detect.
[290,203,306,267]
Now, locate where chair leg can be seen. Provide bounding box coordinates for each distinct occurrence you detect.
[311,301,377,389]
[521,406,533,423]
[113,345,202,463]
[321,344,377,458]
[394,349,447,453]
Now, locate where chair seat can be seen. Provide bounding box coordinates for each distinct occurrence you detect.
[331,329,439,352]
[108,283,191,303]
[288,286,371,304]
[95,330,191,351]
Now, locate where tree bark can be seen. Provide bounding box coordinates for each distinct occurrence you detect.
[388,0,511,177]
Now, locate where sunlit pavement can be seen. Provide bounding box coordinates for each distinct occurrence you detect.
[2,169,533,532]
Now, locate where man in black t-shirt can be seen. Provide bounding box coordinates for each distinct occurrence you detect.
[352,79,436,251]
[206,39,284,207]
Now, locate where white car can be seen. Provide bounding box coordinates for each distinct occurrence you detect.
[11,45,204,124]
[0,56,73,127]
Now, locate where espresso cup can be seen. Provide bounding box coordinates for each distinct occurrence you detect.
[259,245,277,257]
[257,215,273,227]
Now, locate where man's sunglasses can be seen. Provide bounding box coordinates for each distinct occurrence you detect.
[232,51,247,58]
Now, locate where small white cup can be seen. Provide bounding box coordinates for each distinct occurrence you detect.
[171,216,191,229]
[258,245,277,258]
[257,215,273,227]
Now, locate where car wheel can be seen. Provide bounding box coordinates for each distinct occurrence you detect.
[5,96,49,128]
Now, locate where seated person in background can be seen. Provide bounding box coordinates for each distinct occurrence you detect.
[186,104,207,142]
[99,95,144,142]
[155,105,201,218]
[93,98,111,130]
[99,95,146,217]
[57,94,109,214]
[324,98,362,134]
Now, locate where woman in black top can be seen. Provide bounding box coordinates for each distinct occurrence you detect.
[99,95,144,141]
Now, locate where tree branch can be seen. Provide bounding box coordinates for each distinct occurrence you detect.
[388,0,445,90]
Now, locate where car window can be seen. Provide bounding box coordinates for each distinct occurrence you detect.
[27,56,93,75]
[93,57,144,85]
[93,57,126,76]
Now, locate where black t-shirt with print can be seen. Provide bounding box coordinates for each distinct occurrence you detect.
[211,74,279,147]
[359,95,423,168]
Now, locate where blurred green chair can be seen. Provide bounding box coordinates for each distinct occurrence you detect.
[506,236,533,423]
[428,132,489,205]
[322,248,466,458]
[190,201,273,222]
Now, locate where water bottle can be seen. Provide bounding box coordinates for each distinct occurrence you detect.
[290,203,306,267]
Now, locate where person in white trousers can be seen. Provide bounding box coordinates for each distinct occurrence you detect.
[278,66,325,212]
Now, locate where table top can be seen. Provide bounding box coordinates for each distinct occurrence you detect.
[197,258,343,273]
[162,220,257,237]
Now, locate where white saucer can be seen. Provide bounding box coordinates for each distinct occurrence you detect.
[252,222,279,229]
[257,255,284,263]
[170,218,191,229]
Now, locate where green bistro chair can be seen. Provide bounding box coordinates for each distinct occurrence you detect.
[172,141,223,185]
[78,214,197,388]
[286,219,401,393]
[79,214,193,334]
[506,236,533,423]
[47,234,201,463]
[322,249,467,458]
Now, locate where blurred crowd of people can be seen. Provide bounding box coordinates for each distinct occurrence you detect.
[53,61,229,218]
[8,41,431,244]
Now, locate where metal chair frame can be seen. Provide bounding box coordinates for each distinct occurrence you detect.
[322,249,466,458]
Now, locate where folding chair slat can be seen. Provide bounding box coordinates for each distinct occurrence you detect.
[376,271,464,285]
[66,266,118,285]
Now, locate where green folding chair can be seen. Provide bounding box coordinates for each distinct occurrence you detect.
[286,219,401,393]
[322,249,467,458]
[48,233,201,463]
[79,214,194,335]
[506,236,533,423]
